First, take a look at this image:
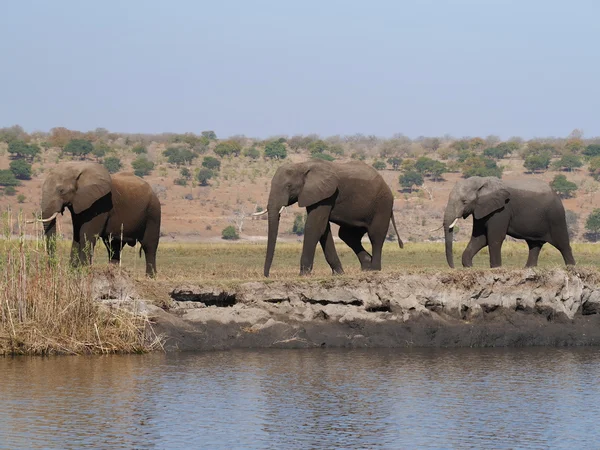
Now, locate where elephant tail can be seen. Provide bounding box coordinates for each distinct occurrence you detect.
[391,212,404,249]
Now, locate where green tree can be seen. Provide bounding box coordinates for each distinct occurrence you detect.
[9,159,32,180]
[308,140,329,155]
[553,153,583,171]
[4,186,16,196]
[221,225,239,240]
[64,139,93,159]
[0,170,20,186]
[550,174,577,199]
[180,167,191,179]
[387,156,402,170]
[163,147,197,166]
[523,153,551,173]
[483,143,514,160]
[589,156,600,180]
[17,194,25,203]
[312,153,335,161]
[264,140,287,159]
[92,141,110,159]
[372,160,387,170]
[414,157,447,180]
[583,144,600,158]
[399,171,424,191]
[243,147,261,159]
[214,140,242,157]
[292,213,306,235]
[201,130,217,140]
[329,144,345,156]
[202,156,221,171]
[132,144,147,154]
[8,140,40,160]
[462,156,503,178]
[585,209,600,240]
[103,156,122,174]
[131,156,154,177]
[196,168,214,186]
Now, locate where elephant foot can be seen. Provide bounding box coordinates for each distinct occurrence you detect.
[332,267,345,275]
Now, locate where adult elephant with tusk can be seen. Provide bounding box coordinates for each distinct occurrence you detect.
[255,159,403,277]
[38,161,162,277]
[443,176,575,268]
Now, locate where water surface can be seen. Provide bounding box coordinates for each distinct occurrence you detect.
[1,347,599,449]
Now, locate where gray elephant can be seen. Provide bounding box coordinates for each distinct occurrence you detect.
[254,159,403,277]
[443,176,575,268]
[36,161,162,277]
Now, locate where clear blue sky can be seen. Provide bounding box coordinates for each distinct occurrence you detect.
[1,0,598,139]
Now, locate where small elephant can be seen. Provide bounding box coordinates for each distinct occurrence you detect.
[443,176,575,268]
[255,159,403,276]
[37,161,162,276]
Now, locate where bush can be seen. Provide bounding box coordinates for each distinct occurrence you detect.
[0,170,20,187]
[221,225,239,240]
[308,140,329,155]
[372,161,387,170]
[583,144,600,158]
[64,139,93,159]
[92,141,110,159]
[264,140,287,159]
[17,194,26,203]
[4,186,16,196]
[196,168,214,186]
[103,156,122,174]
[202,156,221,171]
[243,147,261,159]
[132,144,147,154]
[461,156,503,178]
[292,213,306,235]
[312,153,335,162]
[553,153,582,172]
[8,140,40,160]
[131,156,154,177]
[214,140,242,158]
[174,178,188,186]
[180,167,192,179]
[550,174,577,199]
[565,209,579,239]
[9,159,32,180]
[163,147,197,166]
[585,209,600,241]
[387,157,402,170]
[415,157,447,181]
[399,171,423,191]
[523,153,551,173]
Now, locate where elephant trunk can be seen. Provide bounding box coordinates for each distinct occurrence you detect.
[444,206,458,269]
[264,206,282,277]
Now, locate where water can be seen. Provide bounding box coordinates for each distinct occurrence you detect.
[1,348,600,449]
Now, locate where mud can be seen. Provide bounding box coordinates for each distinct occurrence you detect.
[95,268,600,351]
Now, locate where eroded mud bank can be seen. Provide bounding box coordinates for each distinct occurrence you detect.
[95,269,600,351]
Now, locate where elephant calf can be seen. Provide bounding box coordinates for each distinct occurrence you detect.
[37,162,162,277]
[443,176,575,268]
[255,159,403,276]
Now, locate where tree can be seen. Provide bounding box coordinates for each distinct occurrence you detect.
[9,159,32,180]
[132,144,147,154]
[8,140,40,160]
[422,137,441,153]
[264,140,287,159]
[372,160,387,170]
[214,140,242,157]
[64,139,93,159]
[292,213,306,235]
[399,171,424,191]
[553,153,583,172]
[584,144,600,158]
[243,147,261,159]
[523,153,551,173]
[461,156,503,178]
[131,156,154,177]
[201,130,217,140]
[180,167,191,179]
[550,175,577,199]
[103,156,122,174]
[196,168,214,186]
[483,143,514,160]
[0,170,20,186]
[589,156,600,180]
[92,141,110,159]
[308,140,329,155]
[585,209,600,240]
[387,156,402,170]
[221,225,239,240]
[414,157,447,180]
[163,147,197,166]
[202,156,221,171]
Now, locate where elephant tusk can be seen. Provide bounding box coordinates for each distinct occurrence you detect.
[448,218,459,230]
[37,212,60,223]
[252,209,268,217]
[278,206,286,215]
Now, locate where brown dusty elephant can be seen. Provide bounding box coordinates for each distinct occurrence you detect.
[443,176,575,268]
[36,161,161,277]
[254,159,403,277]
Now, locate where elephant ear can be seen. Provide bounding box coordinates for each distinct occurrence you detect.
[298,163,339,207]
[474,180,510,219]
[72,164,112,214]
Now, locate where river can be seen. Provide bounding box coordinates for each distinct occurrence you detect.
[1,347,599,449]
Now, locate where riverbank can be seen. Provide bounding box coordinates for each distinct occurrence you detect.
[102,267,600,351]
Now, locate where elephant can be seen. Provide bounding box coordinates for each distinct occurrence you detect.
[254,159,403,277]
[443,176,575,268]
[36,161,162,277]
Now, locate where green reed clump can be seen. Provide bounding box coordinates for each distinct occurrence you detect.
[0,209,160,355]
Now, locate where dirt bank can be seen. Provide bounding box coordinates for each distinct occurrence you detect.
[96,268,600,351]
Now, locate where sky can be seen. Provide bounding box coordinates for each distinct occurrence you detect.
[1,0,599,139]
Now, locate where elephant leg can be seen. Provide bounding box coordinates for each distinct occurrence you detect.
[319,223,344,275]
[461,234,488,267]
[548,229,576,266]
[367,216,389,271]
[140,220,160,277]
[300,204,332,275]
[486,216,508,268]
[339,226,371,270]
[525,240,544,267]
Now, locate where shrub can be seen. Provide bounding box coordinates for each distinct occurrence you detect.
[180,167,192,179]
[387,157,402,170]
[196,168,214,186]
[221,225,239,240]
[550,174,577,199]
[585,209,600,241]
[214,140,242,158]
[103,156,122,174]
[415,157,447,180]
[174,178,188,186]
[202,156,221,171]
[4,186,16,196]
[264,140,287,159]
[163,147,197,166]
[372,161,387,170]
[131,156,154,177]
[243,147,261,159]
[312,153,335,162]
[9,159,32,180]
[64,139,93,159]
[399,171,423,191]
[17,194,26,203]
[292,213,306,235]
[308,140,329,155]
[8,140,40,160]
[461,156,503,178]
[0,170,20,186]
[565,209,579,239]
[92,141,110,159]
[583,144,600,158]
[523,153,551,173]
[132,144,147,154]
[553,153,582,172]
